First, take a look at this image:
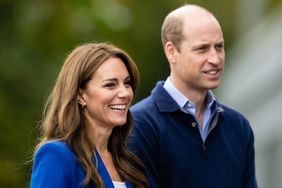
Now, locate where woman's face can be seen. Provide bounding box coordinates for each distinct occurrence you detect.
[79,57,133,130]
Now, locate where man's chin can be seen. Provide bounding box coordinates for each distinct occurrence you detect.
[206,82,221,90]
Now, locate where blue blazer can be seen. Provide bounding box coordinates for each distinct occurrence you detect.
[30,141,134,188]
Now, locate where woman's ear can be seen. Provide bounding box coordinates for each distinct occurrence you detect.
[164,41,177,64]
[77,89,86,107]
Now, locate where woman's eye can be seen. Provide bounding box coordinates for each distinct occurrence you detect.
[104,82,116,88]
[125,83,132,88]
[124,80,132,88]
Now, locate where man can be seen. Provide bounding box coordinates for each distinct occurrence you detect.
[128,4,257,188]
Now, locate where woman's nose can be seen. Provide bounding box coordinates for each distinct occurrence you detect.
[117,86,132,98]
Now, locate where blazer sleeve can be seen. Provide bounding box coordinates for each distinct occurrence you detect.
[30,142,76,188]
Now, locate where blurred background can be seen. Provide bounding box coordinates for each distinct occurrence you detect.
[0,0,281,187]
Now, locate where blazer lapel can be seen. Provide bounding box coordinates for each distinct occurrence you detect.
[95,151,115,188]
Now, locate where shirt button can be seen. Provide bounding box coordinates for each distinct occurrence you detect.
[192,122,197,127]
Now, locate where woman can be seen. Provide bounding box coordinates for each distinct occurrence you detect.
[30,42,148,188]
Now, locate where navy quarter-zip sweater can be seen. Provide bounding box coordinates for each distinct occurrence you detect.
[128,81,257,188]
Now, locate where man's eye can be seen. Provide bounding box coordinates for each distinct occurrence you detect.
[196,46,208,52]
[216,44,224,50]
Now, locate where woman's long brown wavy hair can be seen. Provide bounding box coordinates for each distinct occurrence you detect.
[33,42,148,187]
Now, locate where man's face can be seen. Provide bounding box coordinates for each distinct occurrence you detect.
[172,15,225,93]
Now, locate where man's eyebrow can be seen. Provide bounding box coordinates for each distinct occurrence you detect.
[191,43,209,50]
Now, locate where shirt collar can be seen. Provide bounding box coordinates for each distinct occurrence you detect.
[206,90,216,108]
[163,77,187,108]
[163,77,216,109]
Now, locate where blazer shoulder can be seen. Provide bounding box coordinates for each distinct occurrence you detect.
[34,141,76,167]
[30,141,80,188]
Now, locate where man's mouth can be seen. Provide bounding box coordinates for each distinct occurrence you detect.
[204,69,220,75]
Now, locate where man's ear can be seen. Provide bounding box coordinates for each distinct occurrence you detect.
[77,89,86,107]
[164,41,177,64]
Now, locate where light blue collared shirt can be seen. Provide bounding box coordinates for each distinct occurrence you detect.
[163,77,216,141]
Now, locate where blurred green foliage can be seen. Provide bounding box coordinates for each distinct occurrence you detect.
[0,0,280,187]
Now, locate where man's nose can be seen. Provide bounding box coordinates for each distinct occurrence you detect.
[207,49,221,64]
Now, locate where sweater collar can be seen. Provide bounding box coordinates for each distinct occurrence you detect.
[151,81,224,113]
[151,81,181,113]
